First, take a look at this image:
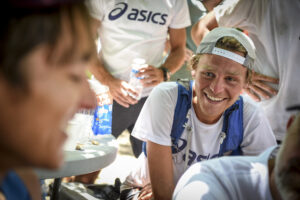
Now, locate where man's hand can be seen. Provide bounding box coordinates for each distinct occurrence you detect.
[106,78,138,107]
[138,184,154,200]
[243,70,279,101]
[137,65,164,87]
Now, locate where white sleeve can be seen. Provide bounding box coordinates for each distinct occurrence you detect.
[132,82,178,146]
[214,0,267,31]
[169,0,191,29]
[241,97,277,155]
[85,0,114,21]
[173,162,231,200]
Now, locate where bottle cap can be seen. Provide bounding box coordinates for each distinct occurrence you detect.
[133,58,146,65]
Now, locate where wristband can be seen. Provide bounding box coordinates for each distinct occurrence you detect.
[159,66,171,81]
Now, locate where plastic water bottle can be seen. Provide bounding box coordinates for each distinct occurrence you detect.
[129,58,147,100]
[88,77,113,137]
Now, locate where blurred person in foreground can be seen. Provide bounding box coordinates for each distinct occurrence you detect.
[120,27,276,200]
[174,105,300,200]
[191,0,300,143]
[0,0,96,199]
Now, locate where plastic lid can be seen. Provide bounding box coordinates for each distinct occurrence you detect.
[132,58,146,65]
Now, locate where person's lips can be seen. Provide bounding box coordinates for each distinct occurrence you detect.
[203,91,226,104]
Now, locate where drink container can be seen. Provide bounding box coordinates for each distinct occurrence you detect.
[88,77,113,137]
[128,58,147,100]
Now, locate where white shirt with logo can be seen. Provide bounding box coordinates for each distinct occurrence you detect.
[214,0,300,141]
[86,0,191,97]
[124,82,276,187]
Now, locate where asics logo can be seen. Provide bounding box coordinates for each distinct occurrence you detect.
[172,137,220,166]
[172,138,187,154]
[108,2,128,20]
[108,2,168,25]
[182,150,220,166]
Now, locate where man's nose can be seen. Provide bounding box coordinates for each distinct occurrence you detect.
[79,79,97,110]
[210,77,224,94]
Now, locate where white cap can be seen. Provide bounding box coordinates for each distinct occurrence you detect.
[196,27,256,69]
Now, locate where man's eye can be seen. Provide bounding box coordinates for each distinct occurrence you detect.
[81,52,92,63]
[203,72,214,78]
[69,74,83,83]
[225,77,236,82]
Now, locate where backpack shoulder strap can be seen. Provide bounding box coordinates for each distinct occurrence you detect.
[143,80,193,156]
[170,79,193,153]
[218,96,244,156]
[0,171,31,200]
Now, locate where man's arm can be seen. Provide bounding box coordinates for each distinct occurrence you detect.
[163,27,186,74]
[191,10,218,46]
[147,141,174,200]
[89,55,138,107]
[138,28,186,87]
[88,18,138,108]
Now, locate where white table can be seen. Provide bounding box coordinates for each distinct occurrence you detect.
[35,134,118,199]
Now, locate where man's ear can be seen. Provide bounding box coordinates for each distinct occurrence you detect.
[191,69,196,79]
[286,115,296,130]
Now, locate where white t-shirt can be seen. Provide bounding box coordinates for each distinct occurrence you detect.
[125,82,276,187]
[214,0,300,141]
[173,146,277,200]
[86,0,191,97]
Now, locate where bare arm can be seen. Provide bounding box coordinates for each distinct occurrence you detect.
[89,55,139,107]
[191,10,218,46]
[183,0,222,63]
[147,141,174,200]
[163,27,186,74]
[138,28,186,87]
[88,18,138,108]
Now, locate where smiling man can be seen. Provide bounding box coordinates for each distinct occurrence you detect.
[120,27,276,200]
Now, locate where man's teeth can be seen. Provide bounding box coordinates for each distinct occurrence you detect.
[206,94,223,102]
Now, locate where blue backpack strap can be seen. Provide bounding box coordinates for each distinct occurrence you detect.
[171,80,193,153]
[218,96,244,156]
[0,171,31,200]
[143,80,193,156]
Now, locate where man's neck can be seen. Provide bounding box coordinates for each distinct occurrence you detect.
[192,96,222,124]
[0,170,8,185]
